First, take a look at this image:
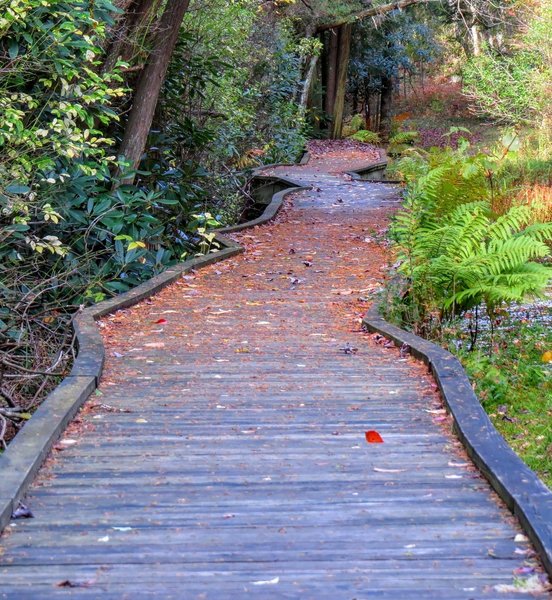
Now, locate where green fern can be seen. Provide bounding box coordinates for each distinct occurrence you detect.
[389,131,419,146]
[348,130,381,144]
[393,188,551,324]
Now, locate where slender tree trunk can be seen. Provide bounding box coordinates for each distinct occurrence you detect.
[364,89,370,130]
[379,75,393,134]
[331,24,352,139]
[299,54,319,115]
[364,79,371,129]
[324,29,339,117]
[470,24,481,55]
[118,0,190,180]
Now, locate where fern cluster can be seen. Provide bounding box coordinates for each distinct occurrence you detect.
[348,130,381,145]
[390,154,552,329]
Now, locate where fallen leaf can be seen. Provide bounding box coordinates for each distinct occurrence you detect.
[135,418,148,423]
[541,351,552,363]
[514,533,529,543]
[154,318,167,324]
[252,577,280,586]
[56,580,90,588]
[11,504,34,519]
[339,344,358,355]
[365,430,384,443]
[514,566,536,576]
[374,467,404,473]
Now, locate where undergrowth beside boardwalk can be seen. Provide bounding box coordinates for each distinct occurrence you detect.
[381,136,552,487]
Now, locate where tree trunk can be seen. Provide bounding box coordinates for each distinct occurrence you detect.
[324,29,339,117]
[318,0,429,32]
[330,24,352,139]
[103,0,162,73]
[470,24,481,55]
[379,75,393,134]
[299,54,319,116]
[118,0,190,180]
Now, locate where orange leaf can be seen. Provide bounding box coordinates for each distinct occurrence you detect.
[365,430,384,443]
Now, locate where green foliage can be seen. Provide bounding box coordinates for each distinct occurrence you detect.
[387,143,411,158]
[445,317,552,486]
[389,147,552,327]
[0,0,124,185]
[349,114,365,133]
[389,131,419,146]
[348,8,441,130]
[0,1,219,347]
[389,143,491,215]
[462,4,552,127]
[463,50,544,125]
[169,3,307,169]
[348,130,381,144]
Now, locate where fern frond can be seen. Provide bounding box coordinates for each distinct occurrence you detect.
[518,222,552,243]
[488,205,533,240]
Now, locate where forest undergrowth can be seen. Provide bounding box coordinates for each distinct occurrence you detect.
[378,74,552,484]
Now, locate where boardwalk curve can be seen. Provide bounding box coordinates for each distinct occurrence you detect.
[1,150,550,599]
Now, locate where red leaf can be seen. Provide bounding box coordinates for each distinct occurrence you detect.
[154,318,167,324]
[365,430,384,443]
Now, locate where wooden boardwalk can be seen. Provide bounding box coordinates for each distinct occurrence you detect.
[1,153,549,598]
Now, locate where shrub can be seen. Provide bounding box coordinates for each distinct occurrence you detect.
[462,5,552,127]
[349,114,365,133]
[348,130,381,145]
[390,163,552,328]
[389,131,419,146]
[387,143,411,158]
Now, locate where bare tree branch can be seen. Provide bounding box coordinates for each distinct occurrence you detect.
[317,0,431,32]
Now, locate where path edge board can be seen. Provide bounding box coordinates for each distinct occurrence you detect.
[0,176,308,533]
[362,303,552,576]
